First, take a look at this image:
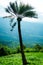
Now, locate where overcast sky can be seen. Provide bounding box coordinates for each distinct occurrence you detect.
[0,0,43,23]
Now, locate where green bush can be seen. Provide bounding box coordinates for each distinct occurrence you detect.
[16,44,26,53]
[34,44,42,52]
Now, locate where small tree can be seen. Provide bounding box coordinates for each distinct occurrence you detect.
[0,47,8,56]
[34,44,42,51]
[17,44,26,53]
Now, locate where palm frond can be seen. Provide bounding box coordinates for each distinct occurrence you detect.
[5,1,19,15]
[15,1,18,13]
[23,11,38,18]
[5,6,12,13]
[3,14,16,19]
[3,15,12,18]
[5,7,15,16]
[5,8,10,13]
[12,22,16,28]
[10,18,14,26]
[10,2,17,14]
[7,6,14,13]
[10,22,16,31]
[18,3,33,14]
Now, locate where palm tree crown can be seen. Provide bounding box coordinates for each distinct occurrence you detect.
[5,1,37,18]
[4,1,37,30]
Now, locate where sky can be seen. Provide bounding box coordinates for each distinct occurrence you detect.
[0,0,43,23]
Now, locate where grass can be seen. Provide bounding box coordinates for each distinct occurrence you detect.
[0,52,43,65]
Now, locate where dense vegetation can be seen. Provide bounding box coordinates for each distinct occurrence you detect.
[0,43,43,65]
[0,52,43,65]
[0,43,43,56]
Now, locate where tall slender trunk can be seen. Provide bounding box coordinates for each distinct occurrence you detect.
[18,21,27,65]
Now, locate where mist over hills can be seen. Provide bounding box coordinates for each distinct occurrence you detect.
[0,18,43,47]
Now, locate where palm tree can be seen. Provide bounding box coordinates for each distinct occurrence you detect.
[3,1,37,65]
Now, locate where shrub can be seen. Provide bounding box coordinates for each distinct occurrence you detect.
[34,44,42,52]
[16,44,26,53]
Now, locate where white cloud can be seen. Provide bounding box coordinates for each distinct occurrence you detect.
[22,17,38,23]
[0,0,15,7]
[0,0,43,13]
[0,6,10,17]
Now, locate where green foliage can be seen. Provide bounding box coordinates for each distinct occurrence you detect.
[0,43,43,56]
[40,49,43,52]
[0,44,17,56]
[18,3,33,14]
[10,2,17,14]
[24,48,29,52]
[0,52,43,65]
[34,44,42,52]
[16,44,26,53]
[23,11,37,18]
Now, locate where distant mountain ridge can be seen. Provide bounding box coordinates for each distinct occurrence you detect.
[0,18,43,47]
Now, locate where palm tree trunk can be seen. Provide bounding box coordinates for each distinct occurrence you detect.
[18,21,27,65]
